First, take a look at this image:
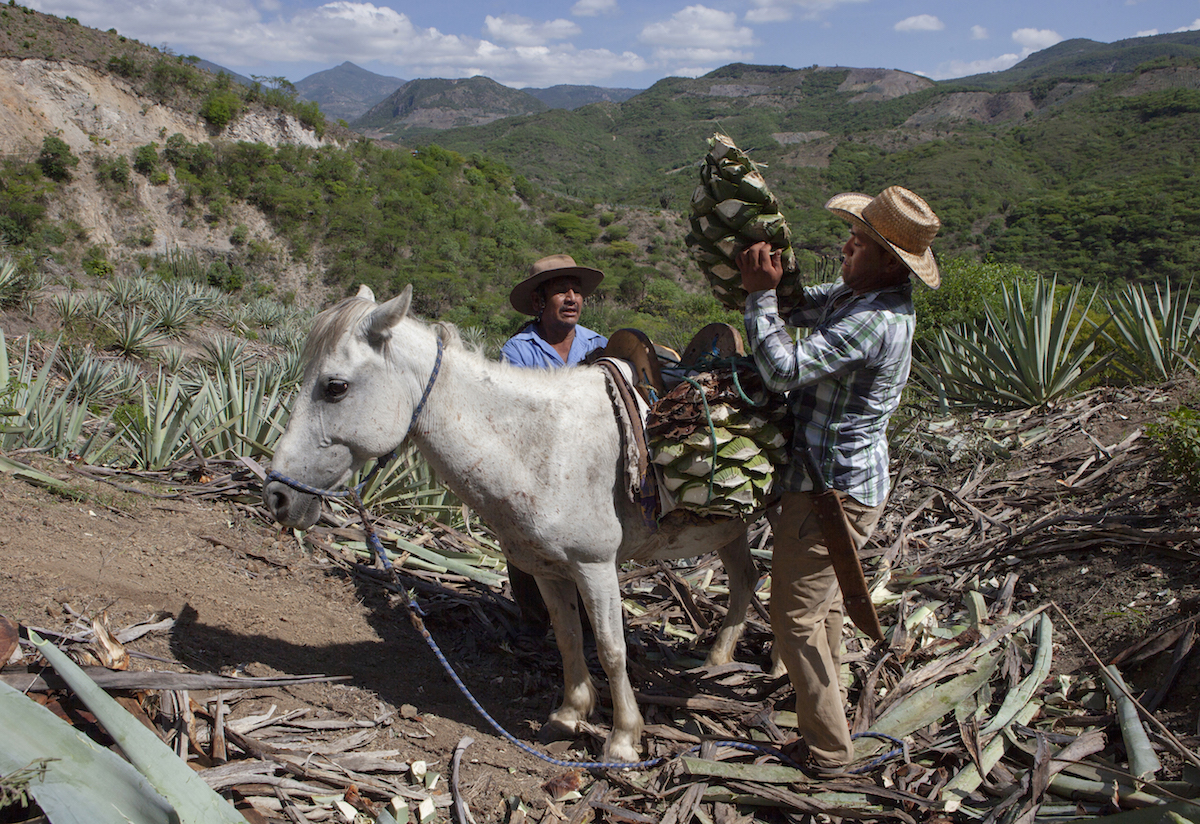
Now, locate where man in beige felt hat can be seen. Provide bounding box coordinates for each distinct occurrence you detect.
[736,185,940,775]
[501,254,608,368]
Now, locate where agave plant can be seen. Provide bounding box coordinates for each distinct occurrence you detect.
[180,279,226,318]
[221,304,251,336]
[160,345,188,373]
[49,291,87,325]
[56,346,123,403]
[913,275,1113,410]
[190,363,291,459]
[244,297,289,330]
[106,275,154,310]
[146,282,200,336]
[353,443,463,521]
[0,332,118,461]
[1103,279,1200,382]
[82,291,115,322]
[103,309,168,359]
[0,256,30,308]
[259,349,305,389]
[199,334,251,372]
[116,369,209,470]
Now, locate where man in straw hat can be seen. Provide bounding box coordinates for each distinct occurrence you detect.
[501,254,608,368]
[501,254,609,635]
[736,185,940,776]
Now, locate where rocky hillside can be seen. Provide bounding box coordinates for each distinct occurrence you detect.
[0,55,338,299]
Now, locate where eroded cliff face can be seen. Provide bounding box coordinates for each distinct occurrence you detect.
[0,57,332,290]
[0,58,330,156]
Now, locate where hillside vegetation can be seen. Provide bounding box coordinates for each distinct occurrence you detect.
[421,43,1200,288]
[1,5,1200,349]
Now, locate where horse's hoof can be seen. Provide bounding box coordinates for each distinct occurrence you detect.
[603,741,642,765]
[538,717,580,744]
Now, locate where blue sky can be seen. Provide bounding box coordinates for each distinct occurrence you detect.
[25,0,1200,88]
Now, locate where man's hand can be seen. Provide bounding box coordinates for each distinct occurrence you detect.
[736,242,783,294]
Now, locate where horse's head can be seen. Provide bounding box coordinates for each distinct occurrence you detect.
[263,283,431,529]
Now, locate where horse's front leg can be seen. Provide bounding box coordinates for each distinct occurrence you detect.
[707,530,758,667]
[535,575,598,741]
[574,561,643,763]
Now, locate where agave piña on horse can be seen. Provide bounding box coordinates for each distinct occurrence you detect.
[262,284,759,763]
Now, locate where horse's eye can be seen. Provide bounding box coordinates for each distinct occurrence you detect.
[325,379,349,401]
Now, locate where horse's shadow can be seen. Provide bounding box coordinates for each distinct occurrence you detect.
[166,561,573,741]
[168,553,782,752]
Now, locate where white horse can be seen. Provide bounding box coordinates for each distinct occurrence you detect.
[262,284,759,763]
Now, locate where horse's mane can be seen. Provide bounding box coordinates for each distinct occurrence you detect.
[302,294,471,380]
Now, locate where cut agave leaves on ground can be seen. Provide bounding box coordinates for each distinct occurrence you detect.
[7,630,248,824]
[0,680,178,824]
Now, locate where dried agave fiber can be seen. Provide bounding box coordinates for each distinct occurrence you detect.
[685,133,803,311]
[647,363,792,518]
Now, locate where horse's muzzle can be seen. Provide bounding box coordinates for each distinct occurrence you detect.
[262,480,323,529]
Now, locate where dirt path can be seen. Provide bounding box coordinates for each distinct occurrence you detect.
[0,465,573,823]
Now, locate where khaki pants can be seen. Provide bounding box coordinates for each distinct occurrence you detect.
[770,490,884,768]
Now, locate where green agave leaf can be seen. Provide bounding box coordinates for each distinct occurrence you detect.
[673,451,714,478]
[0,680,176,824]
[713,199,762,231]
[690,185,716,216]
[718,436,761,463]
[27,630,247,824]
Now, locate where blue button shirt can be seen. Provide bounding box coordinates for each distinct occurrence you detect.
[501,322,608,368]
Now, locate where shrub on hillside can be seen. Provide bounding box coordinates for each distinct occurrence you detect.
[37,135,79,181]
[95,155,131,187]
[133,143,159,176]
[107,53,142,78]
[200,91,242,131]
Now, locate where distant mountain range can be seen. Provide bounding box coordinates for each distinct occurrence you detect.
[195,59,641,128]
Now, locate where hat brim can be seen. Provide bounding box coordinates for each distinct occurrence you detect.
[509,266,604,315]
[826,192,940,289]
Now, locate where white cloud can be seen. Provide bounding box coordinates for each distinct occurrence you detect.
[1175,19,1200,32]
[640,5,754,68]
[971,25,988,40]
[1012,28,1062,51]
[571,0,619,17]
[895,15,943,33]
[935,54,1022,78]
[483,15,580,47]
[1136,29,1159,37]
[744,0,867,25]
[928,26,1063,80]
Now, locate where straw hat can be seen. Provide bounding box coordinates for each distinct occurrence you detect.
[509,254,604,316]
[825,186,941,289]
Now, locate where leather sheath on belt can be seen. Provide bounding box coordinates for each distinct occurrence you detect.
[800,446,885,642]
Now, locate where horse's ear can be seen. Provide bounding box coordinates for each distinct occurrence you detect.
[365,284,413,346]
[356,284,376,302]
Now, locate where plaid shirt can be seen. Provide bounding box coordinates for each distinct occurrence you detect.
[744,279,914,506]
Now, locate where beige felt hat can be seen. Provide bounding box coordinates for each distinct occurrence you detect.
[509,254,604,315]
[825,186,942,289]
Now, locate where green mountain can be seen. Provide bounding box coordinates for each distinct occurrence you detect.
[525,84,642,109]
[294,61,406,124]
[353,76,549,137]
[943,30,1200,89]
